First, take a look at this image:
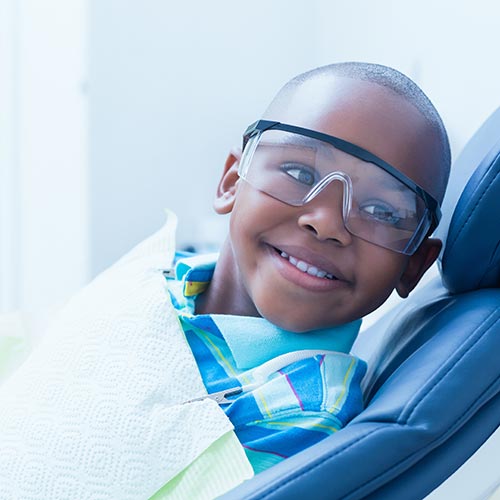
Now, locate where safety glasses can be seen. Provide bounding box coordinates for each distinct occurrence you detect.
[238,120,441,255]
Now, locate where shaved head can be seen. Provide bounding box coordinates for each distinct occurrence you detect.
[264,62,451,203]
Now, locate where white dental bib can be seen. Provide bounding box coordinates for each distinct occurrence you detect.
[0,212,252,499]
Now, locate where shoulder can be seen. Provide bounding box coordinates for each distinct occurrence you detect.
[228,352,366,428]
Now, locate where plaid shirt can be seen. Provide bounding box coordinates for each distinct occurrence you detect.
[167,253,366,474]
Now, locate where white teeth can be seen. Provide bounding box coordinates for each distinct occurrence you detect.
[277,250,336,280]
[307,266,318,276]
[297,261,308,272]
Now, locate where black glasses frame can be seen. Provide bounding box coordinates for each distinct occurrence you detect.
[242,120,442,229]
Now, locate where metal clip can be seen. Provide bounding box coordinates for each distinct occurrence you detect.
[184,386,243,405]
[163,268,176,279]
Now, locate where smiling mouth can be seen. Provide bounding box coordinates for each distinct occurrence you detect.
[273,247,338,280]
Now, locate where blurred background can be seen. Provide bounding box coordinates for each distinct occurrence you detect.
[0,0,499,496]
[2,0,500,313]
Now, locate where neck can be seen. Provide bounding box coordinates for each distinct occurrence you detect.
[195,239,260,318]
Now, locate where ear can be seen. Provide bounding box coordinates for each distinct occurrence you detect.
[396,238,442,298]
[213,147,242,215]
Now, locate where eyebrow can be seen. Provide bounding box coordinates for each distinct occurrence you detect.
[377,175,408,192]
[259,135,319,150]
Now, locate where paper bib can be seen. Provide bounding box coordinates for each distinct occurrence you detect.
[0,212,252,499]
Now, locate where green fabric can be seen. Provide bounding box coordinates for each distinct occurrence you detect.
[243,447,283,474]
[149,431,253,500]
[0,313,31,384]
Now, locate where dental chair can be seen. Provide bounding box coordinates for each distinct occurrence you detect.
[223,107,500,500]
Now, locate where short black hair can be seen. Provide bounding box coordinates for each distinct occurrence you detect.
[265,62,451,202]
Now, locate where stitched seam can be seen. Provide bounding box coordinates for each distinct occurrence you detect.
[479,239,500,287]
[402,310,500,423]
[342,374,500,500]
[254,310,500,500]
[350,375,500,500]
[446,161,499,253]
[256,376,500,500]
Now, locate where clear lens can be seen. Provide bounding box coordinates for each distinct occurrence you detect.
[239,129,429,254]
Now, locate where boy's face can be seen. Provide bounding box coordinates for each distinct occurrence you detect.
[214,77,442,332]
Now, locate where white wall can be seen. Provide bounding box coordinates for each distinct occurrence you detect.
[0,0,19,311]
[88,0,323,275]
[0,0,88,312]
[316,0,500,161]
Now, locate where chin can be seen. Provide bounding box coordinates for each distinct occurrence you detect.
[259,308,329,333]
[253,292,348,333]
[278,322,311,334]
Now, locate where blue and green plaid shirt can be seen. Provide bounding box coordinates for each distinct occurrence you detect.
[167,253,366,474]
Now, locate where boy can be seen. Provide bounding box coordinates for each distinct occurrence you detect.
[167,62,450,473]
[0,61,451,499]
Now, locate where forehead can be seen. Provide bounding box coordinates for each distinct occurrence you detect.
[264,77,442,196]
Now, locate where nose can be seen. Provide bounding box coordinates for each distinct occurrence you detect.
[297,180,353,245]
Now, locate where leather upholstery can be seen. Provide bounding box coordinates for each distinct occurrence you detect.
[441,136,500,292]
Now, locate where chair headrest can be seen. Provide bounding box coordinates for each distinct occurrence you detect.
[438,107,500,293]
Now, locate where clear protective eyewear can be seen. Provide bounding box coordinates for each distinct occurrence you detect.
[238,120,441,255]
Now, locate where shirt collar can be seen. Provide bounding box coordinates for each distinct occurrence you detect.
[172,253,361,370]
[175,252,219,297]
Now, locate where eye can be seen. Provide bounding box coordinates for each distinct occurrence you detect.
[281,163,317,186]
[360,202,402,225]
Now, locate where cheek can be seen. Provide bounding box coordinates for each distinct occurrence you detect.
[357,249,408,306]
[227,190,268,273]
[229,186,283,242]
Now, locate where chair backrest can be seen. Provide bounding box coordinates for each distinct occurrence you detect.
[222,108,500,500]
